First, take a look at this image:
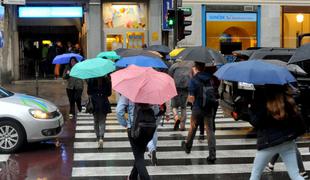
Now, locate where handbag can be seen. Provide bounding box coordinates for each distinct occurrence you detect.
[85,97,94,114]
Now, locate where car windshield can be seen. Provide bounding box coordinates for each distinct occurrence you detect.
[0,87,14,98]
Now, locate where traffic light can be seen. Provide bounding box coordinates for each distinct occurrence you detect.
[177,9,192,41]
[167,9,176,28]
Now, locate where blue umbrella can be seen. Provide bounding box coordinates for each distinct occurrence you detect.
[115,55,168,69]
[214,60,296,85]
[52,53,83,64]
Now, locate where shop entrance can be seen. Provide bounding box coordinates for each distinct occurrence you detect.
[18,26,81,80]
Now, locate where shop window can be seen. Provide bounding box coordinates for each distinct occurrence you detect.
[126,32,145,49]
[103,4,147,29]
[283,13,310,48]
[106,34,124,51]
[206,12,257,54]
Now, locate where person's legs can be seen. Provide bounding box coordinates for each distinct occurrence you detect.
[296,148,306,172]
[179,90,188,130]
[204,109,216,162]
[66,89,75,115]
[183,108,201,153]
[279,141,304,180]
[75,89,83,112]
[250,147,277,180]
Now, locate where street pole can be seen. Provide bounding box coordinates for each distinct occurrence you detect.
[173,0,178,48]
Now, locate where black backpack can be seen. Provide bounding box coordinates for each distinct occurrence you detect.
[194,77,219,110]
[131,104,157,140]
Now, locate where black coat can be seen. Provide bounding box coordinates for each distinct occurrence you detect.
[248,92,306,150]
[87,76,112,114]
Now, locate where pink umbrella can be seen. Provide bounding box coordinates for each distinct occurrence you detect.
[111,65,177,104]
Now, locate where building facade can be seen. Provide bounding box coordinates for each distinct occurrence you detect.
[0,0,310,83]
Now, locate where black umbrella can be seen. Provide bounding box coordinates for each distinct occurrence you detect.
[114,48,128,54]
[145,45,171,54]
[179,46,226,66]
[288,43,310,64]
[117,49,162,58]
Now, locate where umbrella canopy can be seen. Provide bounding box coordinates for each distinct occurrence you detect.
[169,48,185,57]
[179,47,226,65]
[96,51,120,60]
[111,65,177,104]
[69,58,115,79]
[117,49,162,58]
[288,43,310,64]
[214,60,296,85]
[114,48,128,54]
[263,59,307,76]
[145,45,171,54]
[115,55,168,69]
[52,53,83,64]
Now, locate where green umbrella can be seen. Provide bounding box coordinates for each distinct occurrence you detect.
[96,51,120,60]
[69,58,116,79]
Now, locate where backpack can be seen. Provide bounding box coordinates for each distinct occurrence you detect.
[131,104,157,140]
[194,76,219,110]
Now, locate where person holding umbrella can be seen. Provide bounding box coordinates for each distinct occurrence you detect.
[70,58,116,148]
[63,57,84,118]
[112,65,177,180]
[181,62,219,164]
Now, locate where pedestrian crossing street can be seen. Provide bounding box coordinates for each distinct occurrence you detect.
[72,107,310,180]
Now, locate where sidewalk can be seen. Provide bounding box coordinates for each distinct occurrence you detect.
[2,80,117,108]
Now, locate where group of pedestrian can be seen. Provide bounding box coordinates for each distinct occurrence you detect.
[62,46,308,180]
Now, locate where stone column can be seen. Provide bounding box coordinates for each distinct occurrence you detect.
[86,0,102,59]
[260,5,281,47]
[148,0,162,46]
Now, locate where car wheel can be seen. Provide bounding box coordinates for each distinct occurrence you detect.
[0,120,25,153]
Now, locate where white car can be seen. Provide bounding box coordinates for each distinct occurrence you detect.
[0,87,64,153]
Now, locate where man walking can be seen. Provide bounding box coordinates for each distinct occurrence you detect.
[181,62,219,164]
[168,60,193,131]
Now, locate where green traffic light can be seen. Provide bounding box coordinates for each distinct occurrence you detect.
[168,19,174,26]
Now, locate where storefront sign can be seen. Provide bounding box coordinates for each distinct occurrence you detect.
[162,0,173,30]
[3,0,25,5]
[18,7,83,18]
[206,12,257,22]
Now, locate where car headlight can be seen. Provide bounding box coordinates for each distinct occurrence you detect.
[29,109,51,119]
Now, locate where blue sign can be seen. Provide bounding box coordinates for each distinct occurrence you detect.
[162,0,173,31]
[18,7,83,18]
[206,13,257,22]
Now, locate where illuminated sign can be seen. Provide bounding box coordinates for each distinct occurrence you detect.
[18,7,83,18]
[206,12,257,22]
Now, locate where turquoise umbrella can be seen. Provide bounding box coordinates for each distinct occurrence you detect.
[96,51,120,60]
[69,58,116,79]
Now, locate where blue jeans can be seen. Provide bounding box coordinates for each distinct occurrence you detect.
[250,140,304,180]
[147,117,160,153]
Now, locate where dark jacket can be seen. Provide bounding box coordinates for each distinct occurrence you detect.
[189,72,219,109]
[63,65,84,90]
[87,76,112,114]
[248,91,306,150]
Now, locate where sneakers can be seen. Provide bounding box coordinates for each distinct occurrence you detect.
[300,172,309,179]
[207,156,216,164]
[98,138,104,149]
[69,114,73,118]
[181,141,191,154]
[265,162,274,172]
[148,150,157,166]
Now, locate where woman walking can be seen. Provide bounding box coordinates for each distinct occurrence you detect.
[87,76,112,148]
[63,57,83,118]
[249,85,306,180]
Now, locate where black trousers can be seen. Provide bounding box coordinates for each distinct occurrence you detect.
[66,88,83,115]
[199,104,218,135]
[128,128,154,180]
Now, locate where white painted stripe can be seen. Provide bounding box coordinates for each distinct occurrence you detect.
[75,139,309,149]
[74,148,310,161]
[0,155,10,162]
[76,121,251,129]
[72,161,310,177]
[75,129,255,138]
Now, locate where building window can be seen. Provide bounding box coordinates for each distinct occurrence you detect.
[206,12,257,55]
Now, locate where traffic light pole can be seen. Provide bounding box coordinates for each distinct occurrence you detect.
[173,0,178,48]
